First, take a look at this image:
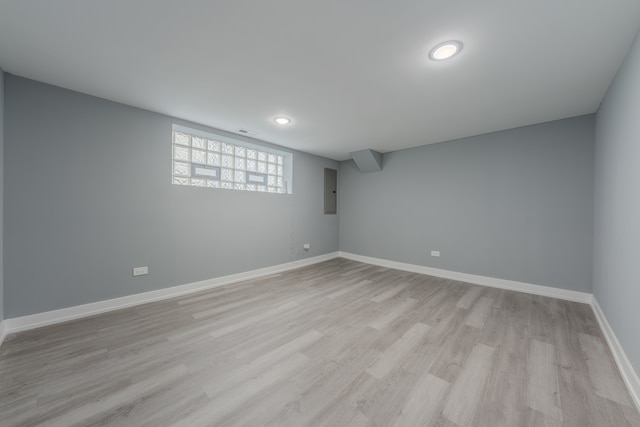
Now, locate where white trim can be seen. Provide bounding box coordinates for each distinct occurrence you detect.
[338,251,592,303]
[0,321,7,347]
[591,296,640,412]
[2,252,339,335]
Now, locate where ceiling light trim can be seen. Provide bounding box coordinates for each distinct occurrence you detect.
[274,117,292,125]
[429,40,463,61]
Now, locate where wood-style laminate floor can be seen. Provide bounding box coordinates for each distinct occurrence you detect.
[1,259,638,426]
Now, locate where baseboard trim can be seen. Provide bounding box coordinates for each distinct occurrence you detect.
[591,297,640,411]
[338,251,592,303]
[0,321,6,347]
[3,252,340,335]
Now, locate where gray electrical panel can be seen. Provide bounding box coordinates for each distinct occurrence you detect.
[324,168,337,214]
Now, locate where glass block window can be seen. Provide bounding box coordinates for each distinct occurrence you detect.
[172,125,291,194]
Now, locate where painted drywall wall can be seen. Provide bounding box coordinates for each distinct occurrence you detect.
[4,75,339,318]
[340,115,594,293]
[0,68,4,321]
[594,32,640,374]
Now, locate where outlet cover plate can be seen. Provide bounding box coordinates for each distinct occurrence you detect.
[133,266,149,276]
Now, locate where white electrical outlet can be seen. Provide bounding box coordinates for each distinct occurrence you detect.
[133,266,149,276]
[430,250,440,257]
[303,243,310,250]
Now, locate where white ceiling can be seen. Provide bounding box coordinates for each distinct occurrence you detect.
[1,1,639,160]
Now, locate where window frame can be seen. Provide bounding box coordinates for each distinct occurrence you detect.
[171,124,293,194]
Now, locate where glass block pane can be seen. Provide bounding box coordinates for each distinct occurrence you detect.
[247,173,266,184]
[173,145,189,161]
[221,168,233,181]
[207,152,220,166]
[277,156,283,165]
[222,143,234,154]
[268,153,277,164]
[173,177,190,185]
[258,151,267,161]
[268,187,277,193]
[257,185,267,192]
[235,146,246,157]
[221,182,232,189]
[194,165,219,178]
[247,160,257,172]
[235,170,246,183]
[277,177,283,187]
[277,165,283,176]
[235,157,246,170]
[192,149,206,165]
[258,162,267,173]
[173,161,190,176]
[174,132,190,146]
[191,178,206,187]
[268,163,276,175]
[208,140,220,151]
[222,154,233,168]
[207,180,220,188]
[235,183,246,191]
[247,149,257,159]
[268,175,276,186]
[246,184,256,191]
[192,137,206,149]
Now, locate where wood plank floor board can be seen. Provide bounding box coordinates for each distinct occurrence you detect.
[578,332,633,407]
[359,343,445,427]
[366,322,431,379]
[370,282,411,303]
[201,330,323,400]
[296,370,375,427]
[368,298,419,330]
[456,286,484,310]
[442,343,495,426]
[422,283,472,329]
[0,259,637,426]
[528,295,558,345]
[216,380,302,427]
[463,296,495,329]
[35,364,189,427]
[358,368,422,427]
[526,339,562,422]
[266,350,380,427]
[428,322,485,384]
[393,372,450,427]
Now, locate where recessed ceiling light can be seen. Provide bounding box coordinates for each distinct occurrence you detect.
[429,40,463,61]
[274,117,291,125]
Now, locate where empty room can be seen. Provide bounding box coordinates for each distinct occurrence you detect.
[1,1,639,426]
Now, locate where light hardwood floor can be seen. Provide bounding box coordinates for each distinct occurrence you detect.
[1,258,638,426]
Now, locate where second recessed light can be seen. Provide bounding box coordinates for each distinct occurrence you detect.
[429,40,463,61]
[274,117,291,125]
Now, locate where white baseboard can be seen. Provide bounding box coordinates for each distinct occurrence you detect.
[0,321,6,347]
[591,297,640,411]
[3,252,339,335]
[338,251,592,303]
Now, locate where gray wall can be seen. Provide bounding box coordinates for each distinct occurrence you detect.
[4,75,339,318]
[593,32,640,374]
[339,115,594,293]
[0,68,4,321]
